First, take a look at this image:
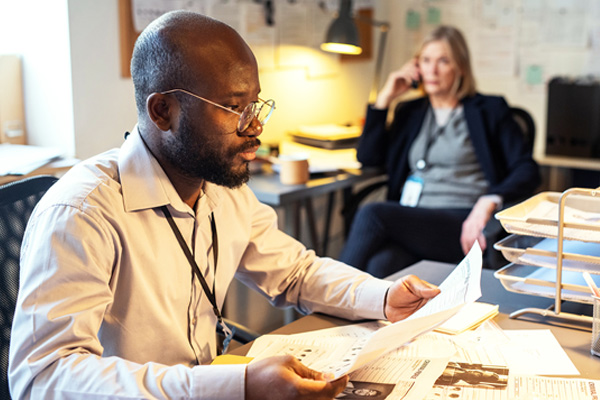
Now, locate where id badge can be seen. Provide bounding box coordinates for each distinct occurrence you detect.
[218,318,234,355]
[400,175,423,207]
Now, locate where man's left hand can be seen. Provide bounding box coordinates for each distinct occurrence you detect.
[384,275,440,323]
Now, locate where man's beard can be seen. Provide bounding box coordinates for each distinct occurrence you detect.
[164,114,260,188]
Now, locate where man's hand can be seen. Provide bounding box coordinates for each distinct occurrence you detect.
[246,355,349,400]
[384,275,441,323]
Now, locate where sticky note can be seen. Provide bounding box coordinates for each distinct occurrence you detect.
[427,7,441,24]
[406,10,421,30]
[525,65,543,85]
[211,354,254,365]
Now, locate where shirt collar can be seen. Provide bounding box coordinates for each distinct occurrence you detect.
[119,126,221,215]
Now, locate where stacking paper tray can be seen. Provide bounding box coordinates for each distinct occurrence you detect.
[494,263,600,305]
[494,234,600,273]
[495,191,600,242]
[494,190,600,308]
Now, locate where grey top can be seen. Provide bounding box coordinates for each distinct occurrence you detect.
[407,106,488,209]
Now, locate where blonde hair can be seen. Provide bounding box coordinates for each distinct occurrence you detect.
[417,26,476,100]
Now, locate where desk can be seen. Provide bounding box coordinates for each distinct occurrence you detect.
[247,167,385,254]
[537,154,600,191]
[232,260,600,380]
[0,157,78,186]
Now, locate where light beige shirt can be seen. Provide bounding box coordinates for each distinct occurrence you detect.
[9,127,392,400]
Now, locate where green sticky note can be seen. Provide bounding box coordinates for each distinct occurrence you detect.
[427,7,441,24]
[406,10,421,30]
[525,65,543,85]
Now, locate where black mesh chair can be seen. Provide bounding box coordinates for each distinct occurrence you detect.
[341,107,537,270]
[0,175,58,400]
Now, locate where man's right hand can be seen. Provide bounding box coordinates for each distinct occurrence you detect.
[246,355,349,400]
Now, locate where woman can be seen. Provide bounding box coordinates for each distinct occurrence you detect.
[340,26,540,278]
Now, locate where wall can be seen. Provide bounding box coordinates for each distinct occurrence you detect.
[0,0,75,156]
[386,1,600,163]
[0,0,388,160]
[68,0,138,159]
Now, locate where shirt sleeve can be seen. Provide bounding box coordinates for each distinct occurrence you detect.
[9,204,245,400]
[234,189,393,322]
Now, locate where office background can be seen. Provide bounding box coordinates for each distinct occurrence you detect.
[2,0,600,332]
[2,0,600,162]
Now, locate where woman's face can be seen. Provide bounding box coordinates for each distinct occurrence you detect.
[418,40,460,99]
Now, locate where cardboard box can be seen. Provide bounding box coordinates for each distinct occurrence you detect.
[0,55,26,144]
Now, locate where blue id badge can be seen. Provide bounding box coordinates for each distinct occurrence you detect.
[400,175,423,207]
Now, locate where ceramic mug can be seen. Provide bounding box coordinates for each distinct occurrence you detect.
[278,154,309,185]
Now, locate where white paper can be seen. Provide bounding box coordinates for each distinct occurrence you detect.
[0,144,62,176]
[501,330,579,376]
[249,243,483,378]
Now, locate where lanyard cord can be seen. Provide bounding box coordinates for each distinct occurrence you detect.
[417,106,459,171]
[160,206,223,324]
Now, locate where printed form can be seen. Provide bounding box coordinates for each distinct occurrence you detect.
[248,242,483,378]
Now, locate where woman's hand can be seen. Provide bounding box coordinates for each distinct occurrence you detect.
[374,58,421,109]
[460,197,499,254]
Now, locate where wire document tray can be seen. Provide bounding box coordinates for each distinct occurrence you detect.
[494,188,600,323]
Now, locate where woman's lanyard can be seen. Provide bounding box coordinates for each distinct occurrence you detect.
[415,107,459,171]
[160,205,234,354]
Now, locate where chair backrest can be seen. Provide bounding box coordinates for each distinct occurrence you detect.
[509,106,536,151]
[0,175,57,400]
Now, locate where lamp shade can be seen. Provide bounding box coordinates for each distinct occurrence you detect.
[320,0,362,55]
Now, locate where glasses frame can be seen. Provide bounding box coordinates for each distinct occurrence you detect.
[159,88,275,133]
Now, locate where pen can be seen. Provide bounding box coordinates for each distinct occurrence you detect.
[582,271,600,297]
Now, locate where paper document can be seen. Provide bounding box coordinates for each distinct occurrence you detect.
[249,243,483,378]
[434,302,499,335]
[0,144,62,176]
[425,375,600,400]
[500,330,579,376]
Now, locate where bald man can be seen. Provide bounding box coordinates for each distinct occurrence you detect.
[9,11,439,400]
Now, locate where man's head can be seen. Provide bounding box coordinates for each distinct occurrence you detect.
[130,11,265,188]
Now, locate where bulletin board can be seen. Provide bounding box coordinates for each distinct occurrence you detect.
[118,0,375,78]
[391,0,600,95]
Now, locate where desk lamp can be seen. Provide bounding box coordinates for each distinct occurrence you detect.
[320,0,390,103]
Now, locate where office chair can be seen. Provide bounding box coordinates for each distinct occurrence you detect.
[341,106,536,270]
[0,175,58,400]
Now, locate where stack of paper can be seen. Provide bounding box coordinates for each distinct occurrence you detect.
[0,144,62,175]
[435,302,499,335]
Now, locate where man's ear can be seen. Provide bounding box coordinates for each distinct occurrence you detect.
[146,93,177,131]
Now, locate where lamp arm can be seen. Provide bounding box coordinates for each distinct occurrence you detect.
[354,16,389,104]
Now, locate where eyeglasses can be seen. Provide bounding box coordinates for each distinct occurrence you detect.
[160,88,275,133]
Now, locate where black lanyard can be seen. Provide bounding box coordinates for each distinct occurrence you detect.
[416,106,459,171]
[160,205,233,353]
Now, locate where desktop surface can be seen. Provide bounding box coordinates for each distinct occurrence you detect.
[231,260,600,380]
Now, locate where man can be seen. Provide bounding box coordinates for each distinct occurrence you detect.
[9,11,440,400]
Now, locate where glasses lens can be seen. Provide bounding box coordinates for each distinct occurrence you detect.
[257,100,275,126]
[238,102,257,132]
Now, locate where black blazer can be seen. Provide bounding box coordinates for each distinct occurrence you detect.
[357,94,540,204]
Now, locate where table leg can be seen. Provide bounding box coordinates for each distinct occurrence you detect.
[322,191,336,256]
[284,202,302,239]
[303,198,320,254]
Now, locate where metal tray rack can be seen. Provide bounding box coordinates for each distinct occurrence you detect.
[494,188,600,323]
